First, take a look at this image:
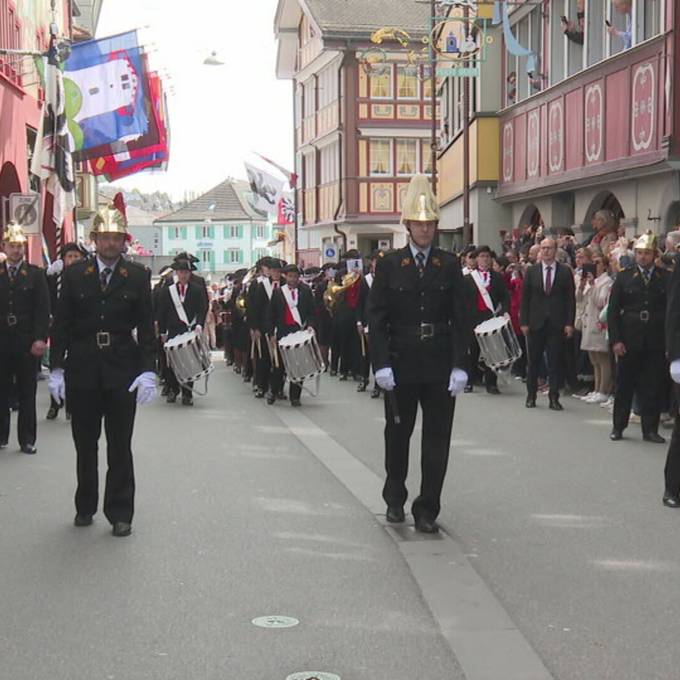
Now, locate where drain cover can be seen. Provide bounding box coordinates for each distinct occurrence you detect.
[252,615,300,629]
[285,674,340,680]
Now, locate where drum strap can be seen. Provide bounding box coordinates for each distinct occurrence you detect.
[262,278,274,300]
[470,270,496,314]
[169,284,195,327]
[366,273,374,289]
[282,285,303,327]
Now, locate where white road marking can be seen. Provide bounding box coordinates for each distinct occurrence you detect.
[592,559,679,573]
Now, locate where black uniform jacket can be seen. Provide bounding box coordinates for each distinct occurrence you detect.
[367,246,470,384]
[50,259,155,391]
[156,280,208,340]
[266,284,315,339]
[609,265,669,352]
[465,269,510,323]
[356,275,374,327]
[247,278,277,333]
[0,260,50,354]
[519,262,576,331]
[667,263,680,361]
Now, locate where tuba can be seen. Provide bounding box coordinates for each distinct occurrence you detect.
[234,266,258,315]
[323,271,361,313]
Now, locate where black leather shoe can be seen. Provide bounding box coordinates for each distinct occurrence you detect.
[265,392,276,405]
[357,382,368,393]
[525,396,537,408]
[339,373,348,381]
[65,411,71,421]
[464,384,473,394]
[21,444,37,455]
[414,517,440,534]
[74,514,93,527]
[182,395,194,406]
[166,392,177,404]
[112,522,132,537]
[0,441,8,450]
[254,388,265,399]
[549,397,564,411]
[663,493,680,508]
[643,432,665,444]
[386,506,405,523]
[276,391,287,401]
[160,385,170,397]
[290,399,302,407]
[46,406,59,420]
[370,386,381,399]
[610,429,623,441]
[329,370,337,377]
[486,386,500,395]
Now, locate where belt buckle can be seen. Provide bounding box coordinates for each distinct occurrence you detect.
[640,311,650,322]
[420,322,435,340]
[6,314,17,327]
[96,331,111,348]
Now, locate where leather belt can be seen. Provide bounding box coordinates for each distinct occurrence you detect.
[77,331,133,350]
[6,314,18,327]
[624,310,652,322]
[391,322,451,341]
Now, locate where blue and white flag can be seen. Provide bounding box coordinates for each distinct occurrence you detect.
[63,31,149,158]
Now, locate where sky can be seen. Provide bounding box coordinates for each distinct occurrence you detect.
[97,0,294,201]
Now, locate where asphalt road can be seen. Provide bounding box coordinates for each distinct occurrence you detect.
[2,361,679,680]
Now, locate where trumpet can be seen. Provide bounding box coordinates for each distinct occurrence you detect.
[323,271,360,312]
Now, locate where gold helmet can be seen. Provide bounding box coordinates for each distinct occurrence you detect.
[91,204,129,239]
[2,221,28,244]
[401,174,439,224]
[634,230,657,251]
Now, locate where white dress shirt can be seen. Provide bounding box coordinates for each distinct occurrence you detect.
[541,260,556,292]
[96,256,120,286]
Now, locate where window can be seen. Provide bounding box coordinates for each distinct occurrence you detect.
[168,226,188,240]
[423,65,433,99]
[253,247,268,261]
[195,224,215,239]
[395,139,417,176]
[396,65,418,99]
[303,79,315,118]
[199,250,214,271]
[636,0,662,42]
[550,2,565,87]
[318,65,338,108]
[586,0,606,66]
[224,225,242,239]
[224,249,243,264]
[320,141,339,184]
[422,140,433,174]
[369,139,392,176]
[304,152,316,189]
[369,65,392,99]
[255,224,266,240]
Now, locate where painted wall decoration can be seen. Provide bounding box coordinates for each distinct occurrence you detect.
[631,62,655,152]
[527,109,540,178]
[548,99,564,173]
[584,83,603,163]
[502,122,513,182]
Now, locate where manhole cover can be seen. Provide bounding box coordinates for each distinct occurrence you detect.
[252,615,300,629]
[286,674,341,680]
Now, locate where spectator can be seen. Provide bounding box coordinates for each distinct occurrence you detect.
[580,254,614,404]
[583,210,618,257]
[608,0,633,50]
[562,0,585,45]
[573,247,595,395]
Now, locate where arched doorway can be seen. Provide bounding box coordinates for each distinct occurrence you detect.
[665,201,680,231]
[517,203,544,230]
[0,161,22,225]
[583,191,625,231]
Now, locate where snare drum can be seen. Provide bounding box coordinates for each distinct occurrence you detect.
[164,330,214,386]
[473,316,521,371]
[278,329,325,384]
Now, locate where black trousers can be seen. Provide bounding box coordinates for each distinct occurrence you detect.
[69,386,137,524]
[332,314,359,376]
[613,349,666,434]
[526,324,566,398]
[358,333,373,383]
[163,363,192,398]
[383,381,456,521]
[0,350,38,447]
[255,336,272,392]
[665,386,680,495]
[468,336,497,389]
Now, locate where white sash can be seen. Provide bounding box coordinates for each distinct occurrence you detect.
[470,270,496,314]
[261,277,274,300]
[169,283,194,327]
[365,273,374,289]
[281,284,303,327]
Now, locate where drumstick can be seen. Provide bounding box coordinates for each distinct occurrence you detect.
[387,389,401,425]
[269,335,280,369]
[360,332,366,358]
[256,336,262,359]
[250,338,256,360]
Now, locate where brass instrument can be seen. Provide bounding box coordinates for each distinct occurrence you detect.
[323,271,361,313]
[234,266,257,316]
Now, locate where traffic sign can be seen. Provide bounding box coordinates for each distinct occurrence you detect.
[322,245,338,264]
[9,193,41,234]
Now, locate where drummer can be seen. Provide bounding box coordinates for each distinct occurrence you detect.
[464,246,510,394]
[156,257,208,406]
[266,264,316,407]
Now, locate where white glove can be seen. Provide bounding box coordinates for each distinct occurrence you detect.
[671,360,680,384]
[48,369,65,402]
[448,368,469,396]
[47,259,64,276]
[128,371,157,405]
[195,324,203,334]
[375,367,396,391]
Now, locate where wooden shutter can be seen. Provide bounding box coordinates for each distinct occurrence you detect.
[181,226,188,239]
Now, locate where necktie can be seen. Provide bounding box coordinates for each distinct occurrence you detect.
[416,252,426,277]
[642,268,651,285]
[179,283,186,299]
[292,288,297,303]
[545,266,552,295]
[8,266,17,282]
[100,267,112,291]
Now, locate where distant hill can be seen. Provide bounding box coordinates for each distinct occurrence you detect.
[99,185,177,214]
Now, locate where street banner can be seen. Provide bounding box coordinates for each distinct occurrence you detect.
[245,162,285,218]
[277,195,295,225]
[63,31,149,159]
[254,152,298,188]
[31,35,76,243]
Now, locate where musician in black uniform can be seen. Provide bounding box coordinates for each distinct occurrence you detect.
[49,204,156,537]
[368,175,470,534]
[152,265,174,396]
[45,242,88,421]
[608,232,669,443]
[266,264,316,407]
[156,257,208,406]
[356,251,382,396]
[315,263,336,367]
[465,246,510,394]
[0,223,50,454]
